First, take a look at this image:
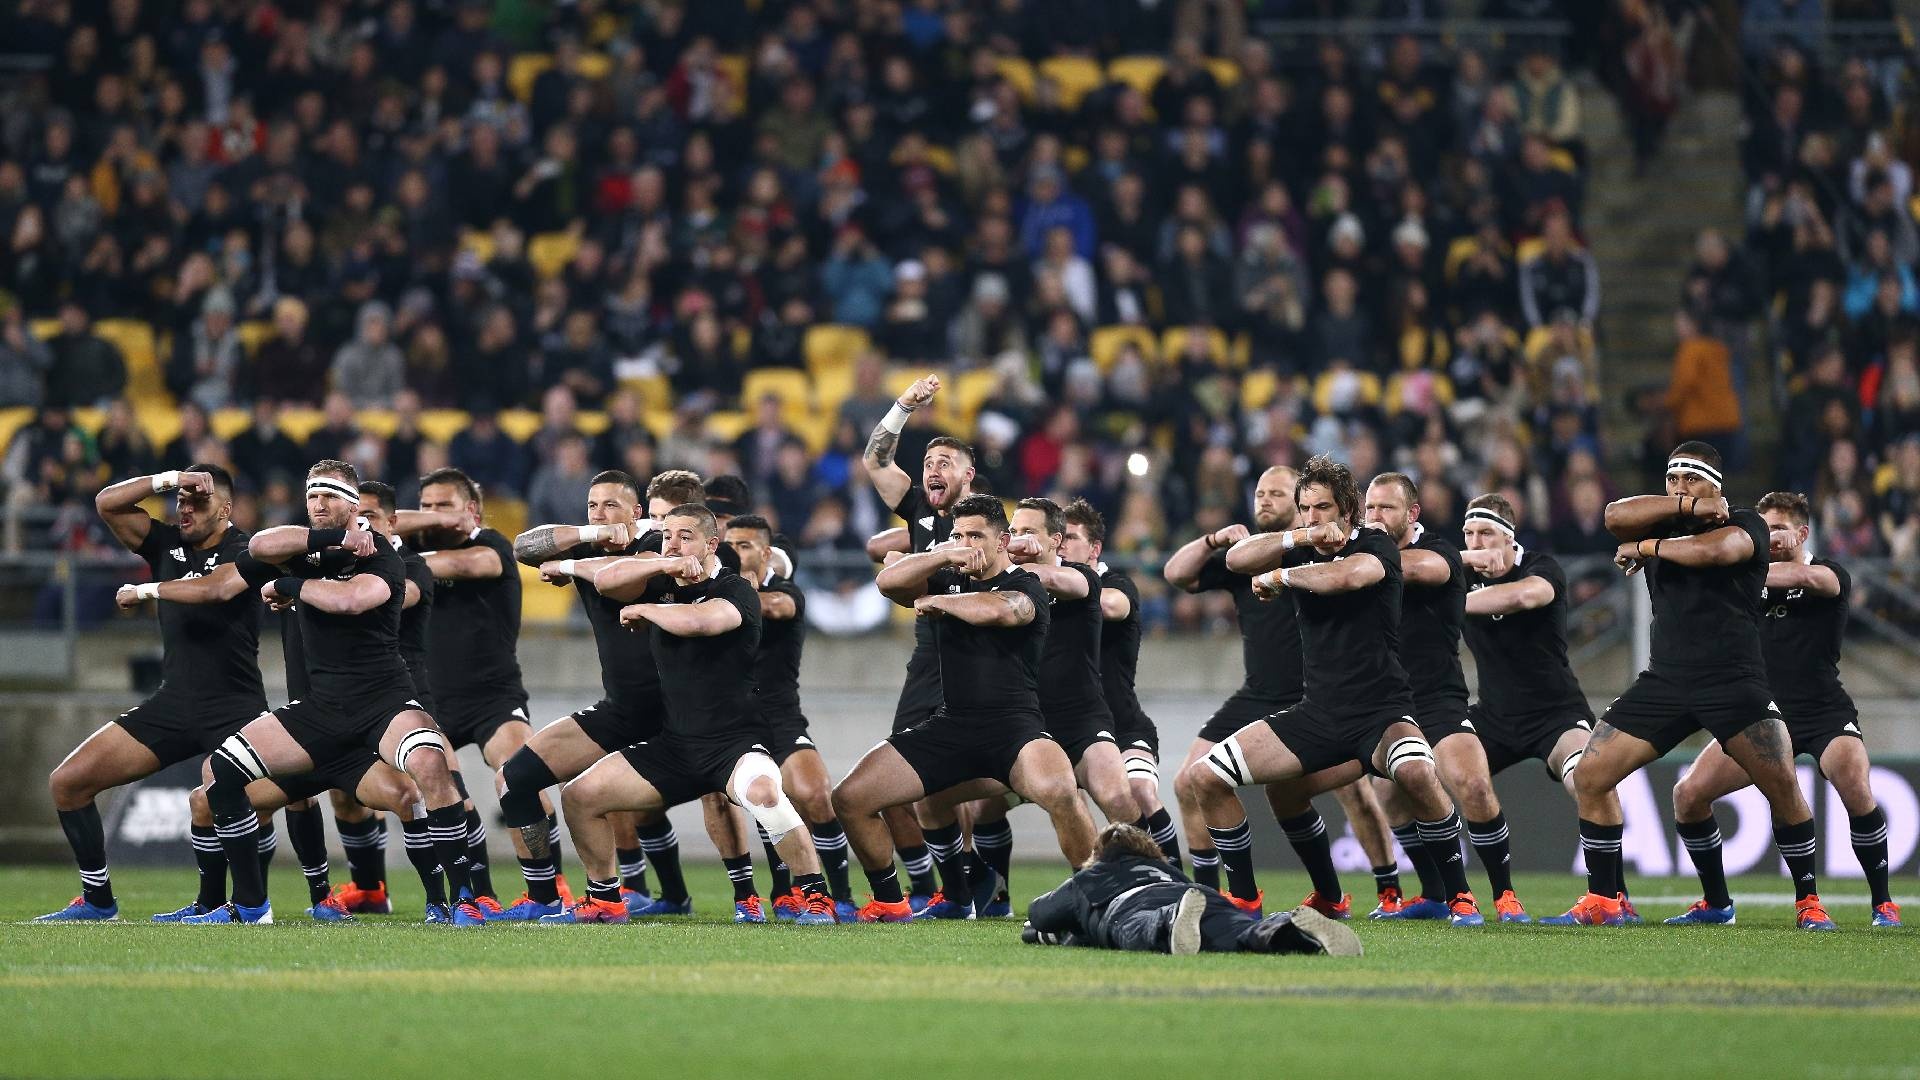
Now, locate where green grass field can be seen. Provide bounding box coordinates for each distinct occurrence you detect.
[2,866,1915,1079]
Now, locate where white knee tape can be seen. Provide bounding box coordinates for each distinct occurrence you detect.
[730,753,804,842]
[1204,737,1250,787]
[391,727,449,773]
[1124,755,1160,784]
[1385,736,1434,781]
[1556,749,1584,784]
[217,734,270,781]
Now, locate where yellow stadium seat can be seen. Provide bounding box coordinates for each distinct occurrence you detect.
[1091,325,1159,372]
[1516,237,1548,264]
[1205,57,1242,89]
[496,409,541,442]
[1240,369,1279,411]
[96,319,159,396]
[952,368,999,427]
[70,407,104,434]
[577,52,612,81]
[508,53,552,103]
[528,231,580,280]
[643,409,677,443]
[276,408,327,443]
[811,362,854,419]
[1160,326,1230,366]
[237,320,273,358]
[704,410,753,443]
[355,410,398,438]
[1231,332,1251,368]
[459,230,495,265]
[743,368,812,422]
[923,144,956,174]
[1038,56,1104,111]
[995,56,1037,103]
[1106,56,1166,97]
[520,563,580,624]
[0,406,35,452]
[418,409,471,444]
[791,410,836,455]
[620,375,673,413]
[135,403,183,449]
[30,318,60,341]
[484,496,528,543]
[716,54,749,96]
[1382,372,1457,416]
[576,410,610,436]
[211,408,252,441]
[804,325,871,376]
[1310,370,1382,414]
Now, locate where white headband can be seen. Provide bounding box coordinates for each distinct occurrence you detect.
[306,477,360,505]
[1665,456,1723,490]
[1464,508,1515,538]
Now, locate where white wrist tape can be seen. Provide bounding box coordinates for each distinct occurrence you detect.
[578,525,607,543]
[1255,571,1277,590]
[881,402,914,435]
[135,582,161,601]
[152,471,180,493]
[1280,567,1295,589]
[555,560,578,577]
[1280,530,1295,550]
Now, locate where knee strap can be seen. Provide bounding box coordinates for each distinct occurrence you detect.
[1204,736,1251,787]
[390,727,449,774]
[729,753,804,843]
[451,770,470,800]
[1385,736,1435,782]
[1124,755,1160,785]
[1555,748,1584,784]
[207,746,262,821]
[497,750,560,827]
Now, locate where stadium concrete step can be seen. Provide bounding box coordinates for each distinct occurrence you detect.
[1584,87,1771,492]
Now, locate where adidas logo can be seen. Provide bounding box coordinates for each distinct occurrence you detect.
[918,516,935,533]
[1798,872,1815,881]
[1845,722,1861,734]
[169,547,186,562]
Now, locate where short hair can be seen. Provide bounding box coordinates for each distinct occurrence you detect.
[663,502,719,539]
[1369,471,1420,504]
[1090,823,1164,867]
[1296,453,1360,525]
[1467,492,1517,523]
[950,493,1007,532]
[647,469,706,506]
[726,512,773,540]
[1670,441,1722,470]
[705,474,751,514]
[1015,496,1064,538]
[1757,491,1812,526]
[419,466,480,505]
[357,480,396,512]
[1061,497,1105,546]
[925,436,975,464]
[308,458,358,485]
[188,462,234,499]
[588,469,640,499]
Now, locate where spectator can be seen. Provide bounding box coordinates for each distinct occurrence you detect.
[449,410,529,499]
[1665,309,1742,461]
[527,434,594,528]
[0,301,54,408]
[254,297,329,407]
[950,273,1028,368]
[1519,212,1600,329]
[735,395,797,496]
[46,301,126,407]
[819,224,892,328]
[95,399,156,480]
[170,286,243,412]
[1019,166,1096,262]
[1510,44,1581,145]
[875,260,945,361]
[330,300,406,408]
[227,398,304,493]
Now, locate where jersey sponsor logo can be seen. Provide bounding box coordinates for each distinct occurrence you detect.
[1845,722,1861,734]
[168,547,186,562]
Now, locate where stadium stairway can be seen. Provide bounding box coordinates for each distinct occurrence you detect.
[1583,85,1763,490]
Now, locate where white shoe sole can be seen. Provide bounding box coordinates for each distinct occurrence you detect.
[1169,888,1206,956]
[1288,905,1363,957]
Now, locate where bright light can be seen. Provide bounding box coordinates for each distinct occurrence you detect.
[1127,452,1150,478]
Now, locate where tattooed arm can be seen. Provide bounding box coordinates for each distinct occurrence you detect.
[863,374,940,511]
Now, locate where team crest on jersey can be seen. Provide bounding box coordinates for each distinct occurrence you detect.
[169,547,186,562]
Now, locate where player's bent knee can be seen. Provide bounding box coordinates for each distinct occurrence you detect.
[1199,736,1253,791]
[498,750,560,827]
[731,755,804,842]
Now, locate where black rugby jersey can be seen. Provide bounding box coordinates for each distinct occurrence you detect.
[1097,565,1150,732]
[1193,546,1304,702]
[1034,561,1112,725]
[649,567,763,741]
[1281,527,1412,716]
[1398,528,1469,704]
[892,484,955,693]
[1760,556,1857,719]
[927,565,1050,717]
[424,528,526,707]
[1464,549,1587,717]
[753,573,807,716]
[571,534,666,704]
[135,522,266,708]
[397,542,434,701]
[1647,508,1770,672]
[284,543,411,700]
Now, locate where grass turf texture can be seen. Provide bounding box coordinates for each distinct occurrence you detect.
[2,867,1915,1080]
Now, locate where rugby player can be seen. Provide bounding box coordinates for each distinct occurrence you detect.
[1020,824,1363,956]
[39,465,271,921]
[1362,474,1530,923]
[1667,491,1901,927]
[1187,455,1484,926]
[186,459,483,925]
[1163,465,1400,916]
[503,469,704,919]
[860,373,975,905]
[834,494,1098,921]
[1457,493,1607,923]
[726,514,858,920]
[545,504,837,924]
[1545,443,1831,929]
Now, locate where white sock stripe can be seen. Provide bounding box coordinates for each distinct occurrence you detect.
[1467,825,1511,844]
[1209,827,1253,852]
[1582,840,1624,852]
[811,831,849,850]
[1282,819,1328,842]
[78,869,111,885]
[466,821,489,843]
[638,832,680,853]
[519,867,557,881]
[1189,852,1220,866]
[1777,841,1817,856]
[300,862,329,876]
[339,834,385,849]
[617,859,647,876]
[214,820,258,837]
[1851,827,1889,844]
[1149,823,1180,843]
[1681,833,1724,850]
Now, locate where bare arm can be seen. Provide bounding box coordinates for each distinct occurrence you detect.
[1165,525,1247,591]
[1605,494,1728,542]
[537,554,641,586]
[1765,561,1842,596]
[1020,562,1091,600]
[1223,528,1299,575]
[1465,577,1555,617]
[423,545,505,581]
[251,523,374,562]
[403,579,422,609]
[1100,587,1131,620]
[1620,525,1755,570]
[877,548,969,605]
[1261,553,1385,595]
[591,553,685,601]
[863,375,940,511]
[914,589,1036,627]
[621,598,743,637]
[94,474,166,550]
[866,527,909,561]
[1400,547,1453,587]
[268,573,392,615]
[760,591,799,620]
[393,509,466,536]
[515,524,588,565]
[116,562,252,609]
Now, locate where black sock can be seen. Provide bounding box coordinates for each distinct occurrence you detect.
[1144,808,1182,869]
[811,820,853,902]
[920,823,971,900]
[1775,818,1818,901]
[865,864,905,904]
[973,818,1013,896]
[964,847,994,903]
[254,822,278,885]
[426,805,474,901]
[1392,822,1446,900]
[794,872,829,901]
[1207,818,1259,901]
[1851,808,1892,906]
[588,877,622,904]
[1579,819,1624,899]
[547,814,566,870]
[636,819,688,903]
[1190,847,1220,890]
[57,805,114,909]
[1676,815,1732,908]
[898,843,937,896]
[758,823,791,897]
[335,815,387,892]
[284,804,332,905]
[1416,811,1472,899]
[1372,864,1401,895]
[463,807,495,900]
[1278,810,1342,900]
[516,813,563,904]
[615,846,650,895]
[1466,813,1515,897]
[401,818,447,905]
[190,824,226,909]
[214,814,267,909]
[723,854,757,902]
